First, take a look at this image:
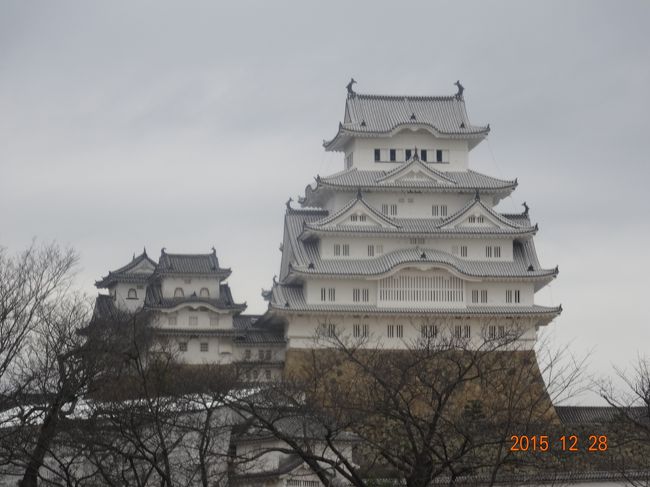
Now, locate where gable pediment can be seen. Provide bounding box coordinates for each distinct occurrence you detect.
[441,200,519,230]
[311,198,400,230]
[377,158,456,186]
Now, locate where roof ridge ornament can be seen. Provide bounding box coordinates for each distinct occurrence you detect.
[474,189,480,201]
[412,147,419,161]
[522,202,529,216]
[346,78,357,98]
[454,80,464,100]
[356,187,362,200]
[410,112,416,121]
[286,197,293,210]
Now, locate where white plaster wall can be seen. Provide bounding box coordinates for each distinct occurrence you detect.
[345,131,469,171]
[160,276,221,299]
[306,278,378,305]
[284,313,538,350]
[154,308,234,329]
[319,236,514,261]
[113,282,146,312]
[465,282,535,306]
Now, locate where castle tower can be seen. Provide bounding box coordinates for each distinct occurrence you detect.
[94,249,285,378]
[265,81,561,350]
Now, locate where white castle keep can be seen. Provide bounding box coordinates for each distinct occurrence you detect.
[265,80,560,351]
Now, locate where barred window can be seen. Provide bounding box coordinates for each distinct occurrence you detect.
[396,324,403,338]
[328,288,336,301]
[189,315,198,327]
[485,246,492,258]
[199,287,210,297]
[390,204,398,216]
[515,290,521,303]
[174,287,184,298]
[368,245,375,257]
[327,323,337,338]
[387,324,395,338]
[353,288,361,302]
[494,246,501,258]
[200,342,209,352]
[362,288,369,302]
[460,246,468,257]
[334,244,341,256]
[481,290,488,303]
[342,244,350,256]
[421,324,438,338]
[506,290,513,303]
[381,204,389,214]
[179,342,188,352]
[320,288,326,301]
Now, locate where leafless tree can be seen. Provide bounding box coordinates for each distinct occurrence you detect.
[0,242,98,486]
[228,316,588,487]
[599,356,650,485]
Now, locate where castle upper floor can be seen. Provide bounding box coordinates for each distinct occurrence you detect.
[323,81,489,172]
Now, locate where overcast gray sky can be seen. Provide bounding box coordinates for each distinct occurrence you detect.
[1,1,649,403]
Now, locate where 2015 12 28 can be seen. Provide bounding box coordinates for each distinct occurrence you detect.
[509,435,608,452]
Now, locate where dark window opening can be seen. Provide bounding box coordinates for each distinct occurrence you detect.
[421,150,427,161]
[436,150,443,162]
[405,149,412,160]
[374,149,380,161]
[389,149,396,161]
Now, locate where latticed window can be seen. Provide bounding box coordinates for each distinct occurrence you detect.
[353,288,360,302]
[353,323,368,338]
[327,323,336,338]
[421,324,438,338]
[379,272,464,304]
[200,342,208,352]
[432,205,448,217]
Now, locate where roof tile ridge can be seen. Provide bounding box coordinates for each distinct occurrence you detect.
[355,92,457,101]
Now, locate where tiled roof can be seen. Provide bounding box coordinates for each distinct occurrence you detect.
[304,168,516,198]
[555,406,649,425]
[91,295,127,322]
[154,248,231,278]
[95,250,157,288]
[232,315,286,345]
[144,283,246,312]
[324,92,489,151]
[283,211,556,285]
[270,283,561,317]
